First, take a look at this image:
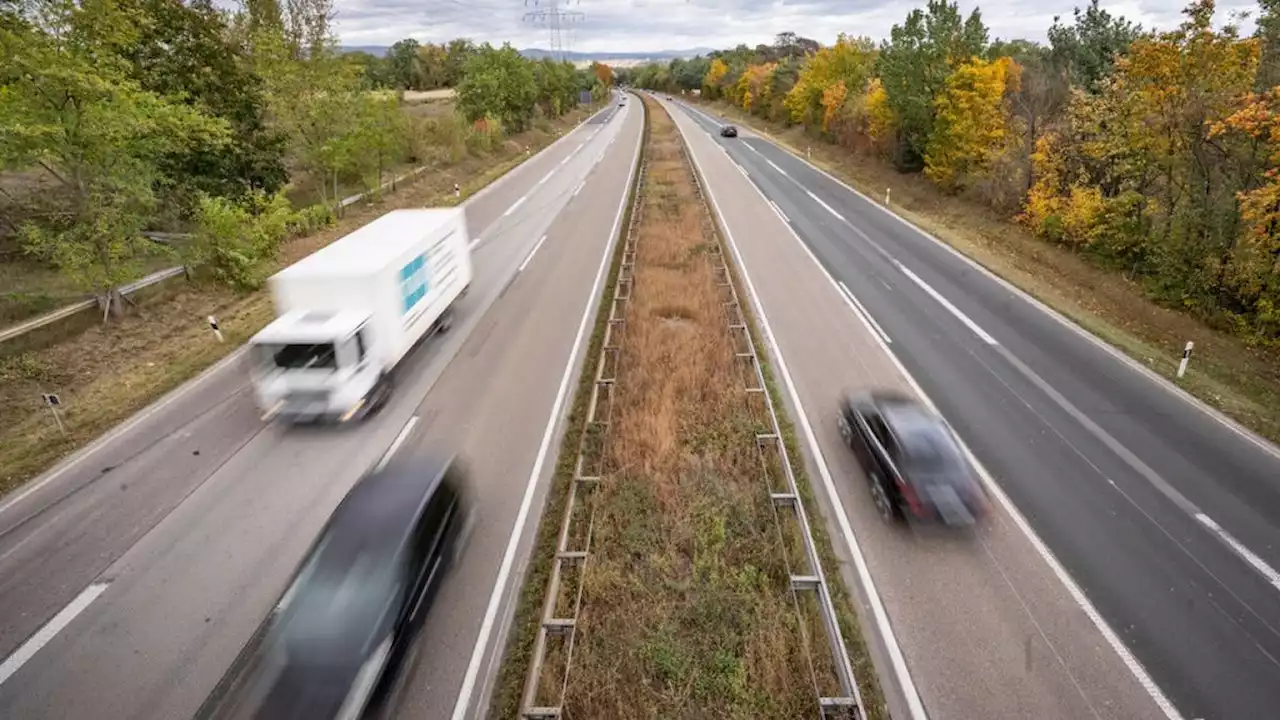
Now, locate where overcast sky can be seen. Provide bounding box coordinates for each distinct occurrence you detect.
[305,0,1261,53]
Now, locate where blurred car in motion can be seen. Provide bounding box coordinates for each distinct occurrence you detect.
[837,390,986,527]
[720,125,738,138]
[195,456,473,720]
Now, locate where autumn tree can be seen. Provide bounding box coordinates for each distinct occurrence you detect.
[703,58,729,99]
[878,0,989,169]
[591,61,614,88]
[784,34,877,129]
[924,56,1021,193]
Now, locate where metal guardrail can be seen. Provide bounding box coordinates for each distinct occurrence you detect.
[680,122,865,718]
[518,133,647,720]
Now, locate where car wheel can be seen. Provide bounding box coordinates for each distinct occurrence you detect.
[837,413,853,446]
[869,473,896,522]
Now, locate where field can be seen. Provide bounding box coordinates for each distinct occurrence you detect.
[0,103,598,495]
[701,99,1280,445]
[490,95,883,719]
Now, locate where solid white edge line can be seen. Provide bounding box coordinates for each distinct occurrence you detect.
[768,200,790,225]
[741,123,1280,463]
[517,234,549,274]
[837,281,891,345]
[895,262,998,345]
[678,111,1183,720]
[375,416,419,473]
[450,94,643,720]
[679,120,929,720]
[0,581,110,686]
[1196,514,1280,593]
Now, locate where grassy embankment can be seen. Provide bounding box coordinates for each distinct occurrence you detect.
[700,98,1280,445]
[0,101,599,495]
[490,94,884,719]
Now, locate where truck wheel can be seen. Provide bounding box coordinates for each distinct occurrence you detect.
[439,308,455,333]
[368,375,392,415]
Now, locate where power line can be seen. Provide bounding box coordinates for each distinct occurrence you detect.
[522,0,584,62]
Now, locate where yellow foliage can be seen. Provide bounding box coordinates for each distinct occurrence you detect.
[703,58,729,99]
[863,78,894,145]
[784,33,876,127]
[820,80,848,132]
[924,56,1020,192]
[734,63,776,113]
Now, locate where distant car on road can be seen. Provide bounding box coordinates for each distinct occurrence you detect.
[720,125,738,138]
[195,456,473,720]
[837,390,986,527]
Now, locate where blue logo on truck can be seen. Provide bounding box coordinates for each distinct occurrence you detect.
[399,254,430,314]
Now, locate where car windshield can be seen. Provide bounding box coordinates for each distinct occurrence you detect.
[255,343,337,371]
[266,517,406,664]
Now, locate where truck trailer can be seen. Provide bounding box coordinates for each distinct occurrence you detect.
[248,208,473,423]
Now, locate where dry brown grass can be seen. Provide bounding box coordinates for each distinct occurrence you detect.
[701,100,1280,444]
[507,95,867,719]
[0,105,598,495]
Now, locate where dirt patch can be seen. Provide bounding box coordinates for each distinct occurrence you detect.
[490,94,883,720]
[700,99,1280,444]
[0,104,600,495]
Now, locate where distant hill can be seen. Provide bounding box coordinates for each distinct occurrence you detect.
[340,45,714,62]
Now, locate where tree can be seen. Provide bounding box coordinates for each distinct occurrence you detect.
[118,0,288,209]
[924,56,1020,192]
[878,0,988,169]
[703,58,729,99]
[1,0,228,312]
[444,38,477,86]
[1047,0,1143,93]
[415,42,449,89]
[456,43,537,131]
[784,34,877,128]
[591,61,614,88]
[386,38,421,90]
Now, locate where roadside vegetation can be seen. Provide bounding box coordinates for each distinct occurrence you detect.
[621,0,1280,443]
[492,94,883,719]
[0,0,613,493]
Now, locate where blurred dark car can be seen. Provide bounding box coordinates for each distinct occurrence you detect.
[720,125,738,138]
[195,456,473,720]
[838,390,986,526]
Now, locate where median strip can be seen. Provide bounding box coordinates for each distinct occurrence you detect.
[490,93,883,719]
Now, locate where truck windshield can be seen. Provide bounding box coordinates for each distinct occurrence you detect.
[260,343,338,371]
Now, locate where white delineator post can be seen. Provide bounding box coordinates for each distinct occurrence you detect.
[885,187,891,205]
[454,182,461,198]
[1177,340,1194,378]
[208,315,224,343]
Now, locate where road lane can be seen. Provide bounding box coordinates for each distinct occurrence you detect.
[663,96,1173,720]
[0,94,640,720]
[672,98,1280,719]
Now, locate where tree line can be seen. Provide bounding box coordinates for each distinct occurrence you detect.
[1,0,612,309]
[623,0,1280,346]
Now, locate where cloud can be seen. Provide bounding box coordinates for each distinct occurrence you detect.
[236,0,1266,53]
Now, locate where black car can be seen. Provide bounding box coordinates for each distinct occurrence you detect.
[838,390,986,526]
[196,456,473,720]
[720,125,738,138]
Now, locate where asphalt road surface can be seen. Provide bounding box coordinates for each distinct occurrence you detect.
[0,92,643,720]
[662,96,1280,720]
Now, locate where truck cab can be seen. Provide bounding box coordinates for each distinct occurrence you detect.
[250,309,386,423]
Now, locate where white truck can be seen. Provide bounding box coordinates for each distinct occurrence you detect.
[248,208,473,423]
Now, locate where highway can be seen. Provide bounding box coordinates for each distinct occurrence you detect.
[0,92,644,720]
[660,95,1280,720]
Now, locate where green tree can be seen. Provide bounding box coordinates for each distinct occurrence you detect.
[444,38,477,86]
[119,0,287,210]
[456,43,536,131]
[0,0,228,312]
[878,0,988,169]
[1047,0,1143,93]
[386,38,421,90]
